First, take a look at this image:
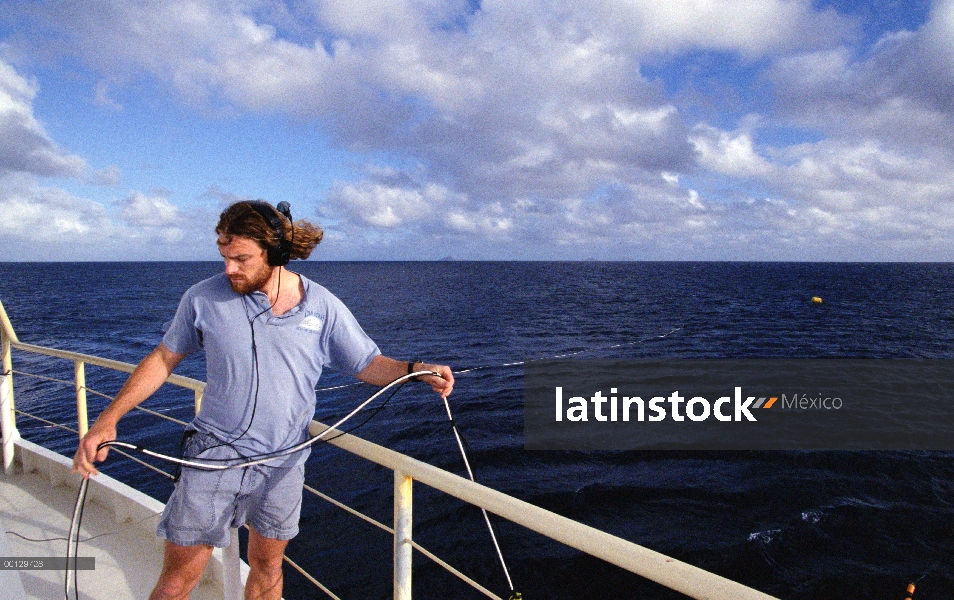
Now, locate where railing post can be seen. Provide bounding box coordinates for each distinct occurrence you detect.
[1,372,18,474]
[1,314,18,474]
[1,322,15,430]
[75,360,88,438]
[194,388,203,415]
[394,470,413,600]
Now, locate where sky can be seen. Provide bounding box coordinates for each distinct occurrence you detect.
[0,0,952,261]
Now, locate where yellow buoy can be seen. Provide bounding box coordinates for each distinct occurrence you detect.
[811,296,823,304]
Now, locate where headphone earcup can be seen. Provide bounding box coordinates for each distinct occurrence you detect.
[247,200,292,266]
[270,240,291,267]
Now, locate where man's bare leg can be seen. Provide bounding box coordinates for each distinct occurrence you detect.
[244,526,289,600]
[150,541,214,600]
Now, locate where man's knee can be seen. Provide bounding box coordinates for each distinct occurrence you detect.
[247,527,288,577]
[151,574,201,600]
[247,550,283,577]
[151,541,213,600]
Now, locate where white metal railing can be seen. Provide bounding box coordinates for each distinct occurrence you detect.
[0,297,780,600]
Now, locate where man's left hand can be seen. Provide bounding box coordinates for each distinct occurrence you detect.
[413,362,454,398]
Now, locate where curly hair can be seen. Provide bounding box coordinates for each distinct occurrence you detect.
[215,200,323,260]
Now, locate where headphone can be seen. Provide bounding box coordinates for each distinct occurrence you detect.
[247,200,293,267]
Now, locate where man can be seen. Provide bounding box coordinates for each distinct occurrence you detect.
[73,200,453,600]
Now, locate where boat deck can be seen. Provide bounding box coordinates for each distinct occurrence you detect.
[0,439,232,599]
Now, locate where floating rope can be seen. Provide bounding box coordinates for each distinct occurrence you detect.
[314,325,683,392]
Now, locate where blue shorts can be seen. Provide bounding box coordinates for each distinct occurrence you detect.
[157,432,305,548]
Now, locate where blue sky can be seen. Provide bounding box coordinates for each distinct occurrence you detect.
[1,0,952,261]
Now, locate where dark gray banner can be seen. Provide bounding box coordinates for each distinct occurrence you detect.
[0,557,95,570]
[524,359,954,450]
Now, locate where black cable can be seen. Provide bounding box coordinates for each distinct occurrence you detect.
[321,379,409,442]
[106,380,415,469]
[197,281,274,460]
[6,515,157,544]
[65,371,524,599]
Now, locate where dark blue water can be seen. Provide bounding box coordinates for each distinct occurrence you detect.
[2,262,953,599]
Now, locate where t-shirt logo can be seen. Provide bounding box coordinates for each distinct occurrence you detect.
[298,315,324,333]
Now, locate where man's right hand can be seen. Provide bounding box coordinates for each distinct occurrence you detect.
[72,421,117,479]
[70,343,187,479]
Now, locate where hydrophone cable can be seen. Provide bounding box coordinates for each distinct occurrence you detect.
[68,369,523,599]
[65,476,89,600]
[7,511,160,544]
[441,394,518,596]
[99,370,439,471]
[66,371,433,599]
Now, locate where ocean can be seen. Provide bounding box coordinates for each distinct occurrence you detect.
[1,261,952,599]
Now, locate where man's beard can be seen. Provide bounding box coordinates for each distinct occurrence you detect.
[228,263,273,295]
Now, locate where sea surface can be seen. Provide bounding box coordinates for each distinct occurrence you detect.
[1,261,953,599]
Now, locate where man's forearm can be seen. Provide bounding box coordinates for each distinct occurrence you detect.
[357,355,455,398]
[96,344,184,427]
[356,355,412,387]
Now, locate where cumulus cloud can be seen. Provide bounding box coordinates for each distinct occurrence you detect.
[200,184,252,209]
[0,175,109,245]
[0,55,206,258]
[13,0,849,197]
[769,0,954,148]
[120,191,184,229]
[690,121,954,256]
[0,59,86,177]
[324,167,507,236]
[9,0,954,260]
[0,178,212,258]
[322,165,721,258]
[587,0,850,56]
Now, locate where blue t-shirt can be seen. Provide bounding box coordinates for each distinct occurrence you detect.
[162,273,380,467]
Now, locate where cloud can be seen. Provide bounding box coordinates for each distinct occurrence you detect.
[587,0,851,56]
[322,165,719,258]
[691,124,774,180]
[0,177,211,258]
[324,168,498,235]
[93,80,123,111]
[200,184,252,209]
[0,175,109,245]
[671,1,954,259]
[9,0,953,260]
[769,0,954,148]
[690,121,954,257]
[119,191,184,228]
[12,1,850,199]
[0,55,211,258]
[0,59,86,178]
[90,165,122,186]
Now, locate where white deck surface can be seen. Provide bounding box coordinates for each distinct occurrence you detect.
[0,439,230,600]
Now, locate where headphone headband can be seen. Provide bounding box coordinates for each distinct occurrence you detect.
[247,200,292,267]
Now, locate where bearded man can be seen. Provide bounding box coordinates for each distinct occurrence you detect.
[73,200,453,600]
